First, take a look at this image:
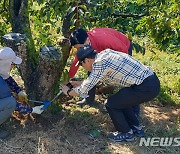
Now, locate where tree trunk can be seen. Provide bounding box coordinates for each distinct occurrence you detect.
[60,13,73,69]
[3,33,63,101]
[2,0,64,101]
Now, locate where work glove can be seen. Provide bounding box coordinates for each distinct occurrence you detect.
[18,91,28,102]
[32,105,44,114]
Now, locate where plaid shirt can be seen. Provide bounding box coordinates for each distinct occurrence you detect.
[74,49,154,98]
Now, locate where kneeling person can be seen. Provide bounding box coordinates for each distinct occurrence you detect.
[0,47,43,139]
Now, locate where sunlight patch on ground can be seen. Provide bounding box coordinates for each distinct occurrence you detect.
[144,106,170,122]
[107,143,135,154]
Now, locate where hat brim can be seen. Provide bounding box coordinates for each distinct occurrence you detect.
[12,56,22,64]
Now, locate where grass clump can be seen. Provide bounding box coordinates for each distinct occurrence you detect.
[133,49,180,106]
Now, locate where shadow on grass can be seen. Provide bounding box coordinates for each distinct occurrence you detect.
[58,96,180,154]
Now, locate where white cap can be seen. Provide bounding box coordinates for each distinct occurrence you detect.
[0,47,22,64]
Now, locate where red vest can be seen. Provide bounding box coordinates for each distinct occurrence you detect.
[69,28,130,78]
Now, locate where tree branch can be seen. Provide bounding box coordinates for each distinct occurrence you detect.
[113,0,150,19]
[112,11,150,18]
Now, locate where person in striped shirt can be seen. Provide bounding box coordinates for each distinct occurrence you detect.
[69,28,140,118]
[60,45,160,142]
[69,28,131,79]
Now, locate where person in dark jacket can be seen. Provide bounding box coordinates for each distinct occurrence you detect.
[0,47,43,139]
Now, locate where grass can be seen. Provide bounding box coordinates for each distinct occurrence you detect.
[133,48,180,106]
[58,101,180,154]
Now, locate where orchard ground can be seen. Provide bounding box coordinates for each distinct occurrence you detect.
[0,92,179,154]
[1,49,179,154]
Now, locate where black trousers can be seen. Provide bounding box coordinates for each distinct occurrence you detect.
[86,42,140,116]
[85,72,96,103]
[105,74,160,133]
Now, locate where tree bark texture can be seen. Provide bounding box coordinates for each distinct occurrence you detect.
[3,0,65,101]
[61,14,72,70]
[29,45,63,100]
[3,34,63,101]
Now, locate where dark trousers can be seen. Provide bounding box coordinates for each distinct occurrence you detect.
[85,72,96,103]
[86,42,140,117]
[105,74,160,133]
[128,42,140,117]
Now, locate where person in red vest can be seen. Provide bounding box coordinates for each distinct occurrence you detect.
[69,28,139,117]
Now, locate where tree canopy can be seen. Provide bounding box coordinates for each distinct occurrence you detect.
[0,0,179,101]
[0,0,179,53]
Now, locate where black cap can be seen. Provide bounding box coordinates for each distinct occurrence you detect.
[69,29,88,46]
[75,45,96,66]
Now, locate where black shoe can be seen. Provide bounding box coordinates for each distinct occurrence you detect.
[0,129,10,139]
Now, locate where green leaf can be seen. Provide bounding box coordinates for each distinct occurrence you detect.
[67,6,76,15]
[79,5,87,11]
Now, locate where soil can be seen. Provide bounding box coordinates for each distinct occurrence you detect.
[0,96,179,154]
[1,75,179,154]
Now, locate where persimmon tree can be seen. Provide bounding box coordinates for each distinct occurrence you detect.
[0,0,179,101]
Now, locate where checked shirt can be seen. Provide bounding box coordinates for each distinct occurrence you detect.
[74,49,154,98]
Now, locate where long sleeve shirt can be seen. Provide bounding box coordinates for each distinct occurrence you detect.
[4,76,32,114]
[74,49,154,98]
[5,76,21,94]
[69,28,131,78]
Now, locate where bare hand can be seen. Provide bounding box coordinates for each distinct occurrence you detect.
[59,84,69,95]
[70,81,82,88]
[18,91,28,102]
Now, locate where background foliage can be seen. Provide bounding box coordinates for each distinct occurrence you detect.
[1,0,179,52]
[0,0,179,105]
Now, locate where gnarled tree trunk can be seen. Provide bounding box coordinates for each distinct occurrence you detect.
[3,33,63,101]
[2,0,65,101]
